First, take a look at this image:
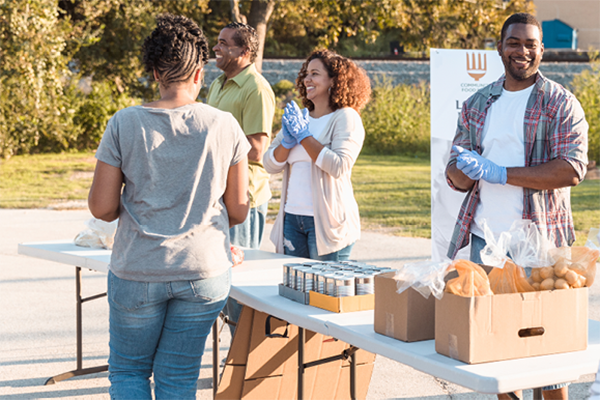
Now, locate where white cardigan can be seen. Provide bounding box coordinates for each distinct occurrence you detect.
[263,107,364,256]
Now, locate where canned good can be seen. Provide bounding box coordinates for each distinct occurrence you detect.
[324,272,338,296]
[355,273,375,295]
[283,263,303,288]
[303,261,323,267]
[334,274,356,297]
[314,271,327,293]
[301,268,315,293]
[293,266,310,291]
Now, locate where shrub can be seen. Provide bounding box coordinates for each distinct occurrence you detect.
[0,0,76,158]
[69,79,139,151]
[362,78,430,155]
[571,54,600,165]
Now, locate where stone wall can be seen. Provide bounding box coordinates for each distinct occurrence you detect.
[203,59,592,89]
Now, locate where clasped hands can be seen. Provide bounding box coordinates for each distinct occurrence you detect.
[453,145,507,185]
[280,101,311,149]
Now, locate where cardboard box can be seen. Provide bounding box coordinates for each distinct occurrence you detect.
[216,306,376,399]
[308,291,374,313]
[278,284,310,305]
[374,271,436,342]
[435,287,588,364]
[280,284,375,313]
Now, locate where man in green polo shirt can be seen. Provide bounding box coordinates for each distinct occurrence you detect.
[207,22,275,249]
[207,22,275,333]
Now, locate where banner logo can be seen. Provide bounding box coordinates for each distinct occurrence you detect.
[466,52,487,81]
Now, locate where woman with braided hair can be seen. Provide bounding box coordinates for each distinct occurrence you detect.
[264,49,371,261]
[88,14,250,399]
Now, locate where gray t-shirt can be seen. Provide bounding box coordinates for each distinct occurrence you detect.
[96,103,250,282]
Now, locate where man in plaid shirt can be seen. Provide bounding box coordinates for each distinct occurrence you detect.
[446,13,588,400]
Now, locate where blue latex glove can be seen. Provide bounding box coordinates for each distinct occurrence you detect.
[453,145,507,185]
[282,101,311,143]
[279,123,297,149]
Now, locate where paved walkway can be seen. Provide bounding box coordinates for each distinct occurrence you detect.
[0,209,596,399]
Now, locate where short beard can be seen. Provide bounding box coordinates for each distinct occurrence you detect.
[502,55,540,82]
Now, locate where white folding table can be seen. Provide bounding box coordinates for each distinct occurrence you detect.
[18,240,600,398]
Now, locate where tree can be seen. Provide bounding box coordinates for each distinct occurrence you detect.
[60,0,211,100]
[232,0,533,63]
[0,0,80,158]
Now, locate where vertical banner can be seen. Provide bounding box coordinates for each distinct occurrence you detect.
[430,49,503,261]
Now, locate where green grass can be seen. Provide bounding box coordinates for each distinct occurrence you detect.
[352,154,431,238]
[0,152,96,208]
[571,179,600,246]
[0,152,598,246]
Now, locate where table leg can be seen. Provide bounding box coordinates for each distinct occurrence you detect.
[45,267,108,385]
[298,327,305,400]
[533,388,543,400]
[350,350,356,400]
[212,318,219,398]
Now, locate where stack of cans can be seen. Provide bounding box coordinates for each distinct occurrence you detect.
[282,261,396,298]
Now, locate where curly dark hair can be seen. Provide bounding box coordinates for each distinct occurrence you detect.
[501,13,543,42]
[296,49,371,113]
[142,14,209,88]
[224,22,259,63]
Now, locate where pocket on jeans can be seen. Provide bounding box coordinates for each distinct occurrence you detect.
[190,270,231,303]
[108,270,149,311]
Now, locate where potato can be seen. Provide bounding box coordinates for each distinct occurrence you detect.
[564,270,578,285]
[554,278,569,290]
[531,269,542,283]
[532,282,541,291]
[554,260,569,278]
[572,275,586,289]
[540,266,554,280]
[570,262,585,275]
[540,278,555,291]
[572,278,582,289]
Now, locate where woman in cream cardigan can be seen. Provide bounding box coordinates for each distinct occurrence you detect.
[263,49,371,260]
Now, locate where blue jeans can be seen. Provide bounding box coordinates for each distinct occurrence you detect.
[283,213,354,261]
[469,234,568,392]
[107,269,230,400]
[229,201,268,249]
[225,202,268,335]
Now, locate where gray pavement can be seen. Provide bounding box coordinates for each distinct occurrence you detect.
[0,209,597,399]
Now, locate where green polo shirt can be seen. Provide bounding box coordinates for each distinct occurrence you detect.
[207,64,275,208]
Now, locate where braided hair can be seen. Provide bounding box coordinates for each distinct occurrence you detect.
[143,14,209,88]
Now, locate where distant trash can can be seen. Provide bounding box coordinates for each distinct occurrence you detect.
[542,19,577,50]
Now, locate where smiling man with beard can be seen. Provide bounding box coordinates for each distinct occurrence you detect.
[445,14,588,399]
[206,22,275,338]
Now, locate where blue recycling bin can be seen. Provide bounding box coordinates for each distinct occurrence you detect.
[542,19,577,50]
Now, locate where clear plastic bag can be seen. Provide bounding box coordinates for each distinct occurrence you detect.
[546,243,600,289]
[445,259,493,297]
[479,220,551,294]
[74,218,118,249]
[394,259,451,300]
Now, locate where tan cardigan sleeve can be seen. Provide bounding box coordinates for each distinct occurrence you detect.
[317,108,365,179]
[262,129,286,174]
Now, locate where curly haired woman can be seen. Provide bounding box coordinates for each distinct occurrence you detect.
[88,14,249,399]
[263,49,371,261]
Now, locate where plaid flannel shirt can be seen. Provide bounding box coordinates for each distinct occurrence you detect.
[446,72,588,259]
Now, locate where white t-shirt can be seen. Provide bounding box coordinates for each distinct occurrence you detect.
[471,84,534,239]
[270,113,332,216]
